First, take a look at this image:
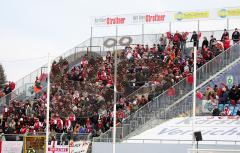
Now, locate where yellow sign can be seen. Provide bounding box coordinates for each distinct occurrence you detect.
[218,8,240,18]
[24,136,46,153]
[174,11,209,21]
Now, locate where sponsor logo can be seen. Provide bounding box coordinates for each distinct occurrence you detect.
[218,8,240,18]
[174,11,209,21]
[132,14,165,23]
[218,9,227,18]
[158,127,240,136]
[94,17,126,25]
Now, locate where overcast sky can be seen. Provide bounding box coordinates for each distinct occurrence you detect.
[0,0,240,82]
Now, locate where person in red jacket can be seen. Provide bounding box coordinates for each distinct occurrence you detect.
[224,36,231,50]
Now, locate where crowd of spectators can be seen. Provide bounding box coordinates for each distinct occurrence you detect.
[0,82,15,98]
[1,29,239,139]
[202,83,240,116]
[0,77,46,135]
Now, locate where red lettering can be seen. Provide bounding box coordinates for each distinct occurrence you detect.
[145,14,165,22]
[106,17,125,25]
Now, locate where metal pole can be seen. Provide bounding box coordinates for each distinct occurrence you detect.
[113,26,118,153]
[227,18,229,31]
[90,26,93,54]
[192,46,197,150]
[45,53,51,153]
[142,24,144,45]
[197,20,200,33]
[169,22,172,32]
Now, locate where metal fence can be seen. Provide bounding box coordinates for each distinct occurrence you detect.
[93,44,240,142]
[90,29,235,52]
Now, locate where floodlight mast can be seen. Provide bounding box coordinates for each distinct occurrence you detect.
[192,46,197,150]
[46,53,51,153]
[113,26,118,153]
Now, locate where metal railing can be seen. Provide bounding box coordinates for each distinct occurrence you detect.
[93,44,240,142]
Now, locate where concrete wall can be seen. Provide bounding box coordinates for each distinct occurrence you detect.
[92,142,240,153]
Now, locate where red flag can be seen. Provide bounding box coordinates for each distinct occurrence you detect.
[187,74,193,84]
[196,91,203,100]
[198,32,202,38]
[167,87,176,96]
[166,32,171,39]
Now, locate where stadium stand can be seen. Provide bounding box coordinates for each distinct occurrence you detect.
[1,29,240,153]
[93,30,240,143]
[0,29,239,151]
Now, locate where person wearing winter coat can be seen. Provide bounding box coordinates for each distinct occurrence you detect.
[209,35,216,49]
[232,28,240,44]
[190,31,199,49]
[221,29,229,42]
[202,37,209,50]
[224,36,231,50]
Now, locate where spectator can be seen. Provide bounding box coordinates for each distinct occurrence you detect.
[159,34,167,49]
[173,31,182,48]
[212,107,220,116]
[232,28,240,44]
[221,29,229,42]
[190,31,199,49]
[222,106,231,116]
[237,109,240,116]
[181,32,188,57]
[209,35,216,49]
[202,37,209,50]
[224,36,231,50]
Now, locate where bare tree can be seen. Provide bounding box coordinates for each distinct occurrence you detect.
[0,63,6,86]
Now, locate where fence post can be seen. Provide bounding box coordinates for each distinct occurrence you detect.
[169,21,172,32]
[197,20,200,33]
[142,24,144,45]
[90,26,93,53]
[227,18,229,31]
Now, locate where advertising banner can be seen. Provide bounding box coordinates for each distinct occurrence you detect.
[48,141,69,153]
[131,12,169,24]
[129,116,240,143]
[1,141,23,153]
[174,11,209,21]
[218,8,240,19]
[92,7,240,26]
[69,141,90,153]
[93,15,130,26]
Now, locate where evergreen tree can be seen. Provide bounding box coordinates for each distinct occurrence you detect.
[0,63,6,87]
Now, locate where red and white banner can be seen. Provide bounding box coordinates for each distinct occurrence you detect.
[0,141,23,153]
[69,141,90,153]
[92,7,240,26]
[48,141,69,153]
[92,12,169,26]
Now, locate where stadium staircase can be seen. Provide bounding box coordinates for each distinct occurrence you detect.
[93,44,240,142]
